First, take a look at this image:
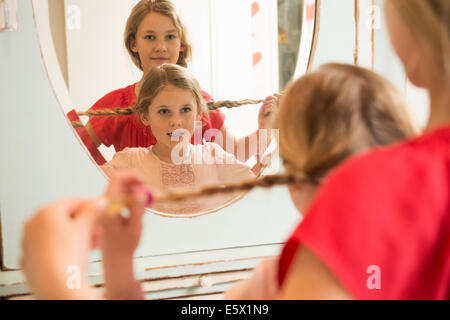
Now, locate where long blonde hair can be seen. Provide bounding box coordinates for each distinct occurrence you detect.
[276,63,416,184]
[124,0,192,69]
[134,64,207,117]
[390,0,450,77]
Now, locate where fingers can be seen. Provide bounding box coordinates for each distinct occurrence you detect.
[72,198,107,233]
[21,198,91,253]
[21,198,100,283]
[260,96,279,119]
[34,198,89,221]
[105,170,145,199]
[100,188,147,232]
[126,190,147,233]
[263,96,277,106]
[102,170,149,227]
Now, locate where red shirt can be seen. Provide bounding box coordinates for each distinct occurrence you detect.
[67,109,107,164]
[278,126,450,300]
[70,84,225,165]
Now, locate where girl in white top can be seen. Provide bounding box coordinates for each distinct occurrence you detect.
[101,64,256,214]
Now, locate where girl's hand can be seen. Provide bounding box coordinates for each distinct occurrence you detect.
[100,170,148,300]
[100,171,147,258]
[21,198,106,300]
[258,95,280,130]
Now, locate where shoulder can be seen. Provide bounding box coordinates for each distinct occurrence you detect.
[110,147,151,163]
[325,127,450,194]
[91,84,136,110]
[300,127,450,236]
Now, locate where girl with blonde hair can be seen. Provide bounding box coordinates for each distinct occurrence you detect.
[277,0,450,299]
[70,0,277,166]
[101,64,255,215]
[225,62,415,299]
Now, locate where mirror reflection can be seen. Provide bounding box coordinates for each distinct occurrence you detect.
[100,64,258,215]
[44,0,315,216]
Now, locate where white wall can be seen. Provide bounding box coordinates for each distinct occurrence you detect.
[209,0,279,137]
[64,0,142,110]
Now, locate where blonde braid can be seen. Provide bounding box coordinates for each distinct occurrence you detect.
[206,99,264,110]
[154,173,310,203]
[76,99,264,117]
[71,121,84,128]
[77,107,135,117]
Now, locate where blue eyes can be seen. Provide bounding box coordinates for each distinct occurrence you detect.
[144,35,177,40]
[157,108,192,116]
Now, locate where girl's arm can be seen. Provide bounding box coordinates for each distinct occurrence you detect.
[219,95,279,163]
[218,129,272,176]
[21,198,105,300]
[100,171,147,300]
[279,247,353,300]
[101,248,144,300]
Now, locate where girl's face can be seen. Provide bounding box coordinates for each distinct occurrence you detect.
[142,84,201,149]
[132,12,184,73]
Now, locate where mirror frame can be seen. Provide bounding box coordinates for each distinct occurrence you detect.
[31,0,320,218]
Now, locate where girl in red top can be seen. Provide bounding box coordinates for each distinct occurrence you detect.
[278,0,450,299]
[224,63,416,300]
[72,0,277,165]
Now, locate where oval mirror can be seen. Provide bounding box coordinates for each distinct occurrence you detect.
[32,0,319,217]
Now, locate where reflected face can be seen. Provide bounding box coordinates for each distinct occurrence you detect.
[132,12,184,73]
[143,84,200,149]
